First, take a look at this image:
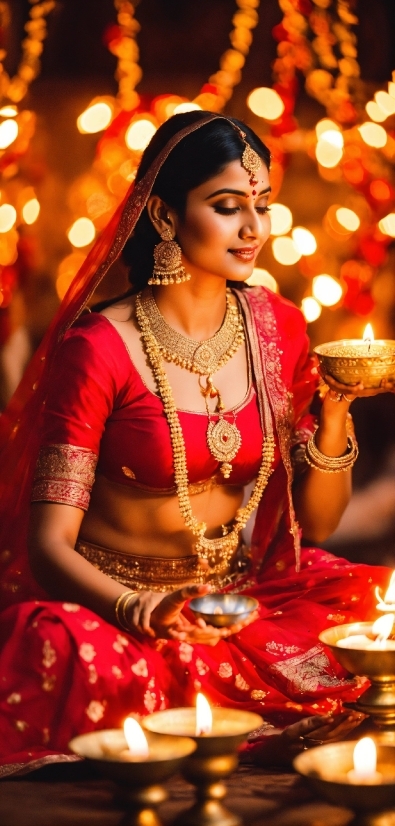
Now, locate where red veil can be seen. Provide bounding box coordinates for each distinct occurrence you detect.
[0,112,230,609]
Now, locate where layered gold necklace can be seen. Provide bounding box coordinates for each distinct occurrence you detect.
[139,287,245,478]
[135,290,276,573]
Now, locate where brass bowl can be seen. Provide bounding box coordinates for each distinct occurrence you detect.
[314,340,395,388]
[69,728,196,786]
[189,593,258,628]
[319,623,395,680]
[294,741,395,811]
[143,707,263,755]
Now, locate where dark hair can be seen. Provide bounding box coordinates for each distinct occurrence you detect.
[122,111,270,292]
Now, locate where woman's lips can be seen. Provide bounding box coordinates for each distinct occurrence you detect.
[229,247,259,261]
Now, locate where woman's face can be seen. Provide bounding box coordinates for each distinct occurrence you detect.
[173,158,271,283]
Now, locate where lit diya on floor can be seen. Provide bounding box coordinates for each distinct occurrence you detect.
[314,324,395,388]
[69,717,195,826]
[143,692,262,826]
[320,572,395,737]
[294,736,395,821]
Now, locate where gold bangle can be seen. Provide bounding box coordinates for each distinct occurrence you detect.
[305,431,358,473]
[120,592,138,631]
[114,591,138,631]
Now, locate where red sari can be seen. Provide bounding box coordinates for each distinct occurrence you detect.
[0,285,389,777]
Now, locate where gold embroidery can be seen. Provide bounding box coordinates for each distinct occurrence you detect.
[7,693,21,704]
[122,466,136,479]
[144,677,157,713]
[269,645,353,692]
[79,643,96,663]
[250,689,268,701]
[75,539,238,591]
[32,444,97,511]
[42,673,56,692]
[85,700,106,723]
[42,640,56,669]
[15,721,28,732]
[131,658,149,677]
[218,662,233,679]
[235,674,250,691]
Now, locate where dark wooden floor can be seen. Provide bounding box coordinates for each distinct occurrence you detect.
[0,760,384,826]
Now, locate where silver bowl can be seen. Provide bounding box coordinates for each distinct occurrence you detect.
[189,593,258,627]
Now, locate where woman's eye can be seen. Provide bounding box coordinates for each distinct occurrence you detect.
[214,206,239,215]
[256,205,271,214]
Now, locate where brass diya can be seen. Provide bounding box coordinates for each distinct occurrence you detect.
[314,340,395,388]
[320,623,395,736]
[69,728,195,826]
[294,741,395,824]
[189,593,258,628]
[143,707,263,826]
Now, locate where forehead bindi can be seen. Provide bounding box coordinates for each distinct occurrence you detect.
[199,160,270,200]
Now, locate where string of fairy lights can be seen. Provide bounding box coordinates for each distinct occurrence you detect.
[0,0,395,332]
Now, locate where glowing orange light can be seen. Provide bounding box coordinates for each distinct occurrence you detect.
[315,138,343,168]
[22,198,40,225]
[370,180,391,200]
[378,213,395,237]
[195,693,212,736]
[363,323,374,342]
[315,119,340,139]
[77,102,113,134]
[359,123,387,148]
[123,717,149,758]
[352,738,377,779]
[269,203,292,236]
[247,87,284,120]
[173,102,202,114]
[125,118,157,151]
[292,227,317,256]
[374,91,395,116]
[272,236,301,265]
[301,296,322,323]
[365,100,387,123]
[312,275,343,306]
[0,204,17,233]
[0,106,18,117]
[335,208,360,232]
[0,119,18,149]
[246,267,278,292]
[67,218,96,248]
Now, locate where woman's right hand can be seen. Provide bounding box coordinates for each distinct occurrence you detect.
[126,583,258,645]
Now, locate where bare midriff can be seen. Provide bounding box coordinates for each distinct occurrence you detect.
[79,472,245,558]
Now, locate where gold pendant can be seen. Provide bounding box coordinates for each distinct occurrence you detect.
[206,418,242,477]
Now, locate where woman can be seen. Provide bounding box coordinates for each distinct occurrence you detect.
[0,111,393,776]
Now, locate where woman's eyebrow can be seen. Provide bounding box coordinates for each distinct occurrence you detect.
[205,186,272,199]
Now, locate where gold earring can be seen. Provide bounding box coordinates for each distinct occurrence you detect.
[148,228,191,286]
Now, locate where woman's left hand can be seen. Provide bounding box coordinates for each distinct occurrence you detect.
[150,583,258,646]
[322,373,395,405]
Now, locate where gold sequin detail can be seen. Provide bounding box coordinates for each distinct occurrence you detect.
[32,444,97,511]
[122,466,136,479]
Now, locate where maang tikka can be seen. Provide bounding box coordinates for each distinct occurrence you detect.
[233,125,262,195]
[148,227,191,286]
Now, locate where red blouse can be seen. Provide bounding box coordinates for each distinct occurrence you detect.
[32,314,264,509]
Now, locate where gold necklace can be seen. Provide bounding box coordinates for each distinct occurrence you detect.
[140,287,245,477]
[135,291,276,574]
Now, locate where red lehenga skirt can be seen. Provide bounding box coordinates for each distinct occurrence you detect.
[0,535,389,777]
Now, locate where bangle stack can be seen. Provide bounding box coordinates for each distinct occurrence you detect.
[114,590,138,631]
[305,430,359,473]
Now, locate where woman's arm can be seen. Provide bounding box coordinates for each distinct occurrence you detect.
[292,392,352,544]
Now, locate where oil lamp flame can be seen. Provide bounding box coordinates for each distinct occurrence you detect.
[123,717,149,758]
[363,323,374,343]
[371,613,394,648]
[195,693,212,736]
[353,737,377,778]
[375,571,395,611]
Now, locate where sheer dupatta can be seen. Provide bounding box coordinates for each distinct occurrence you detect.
[0,113,229,610]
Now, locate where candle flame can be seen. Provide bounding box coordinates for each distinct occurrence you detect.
[375,571,395,610]
[195,693,212,736]
[353,737,377,776]
[372,613,394,647]
[123,717,149,758]
[363,323,374,342]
